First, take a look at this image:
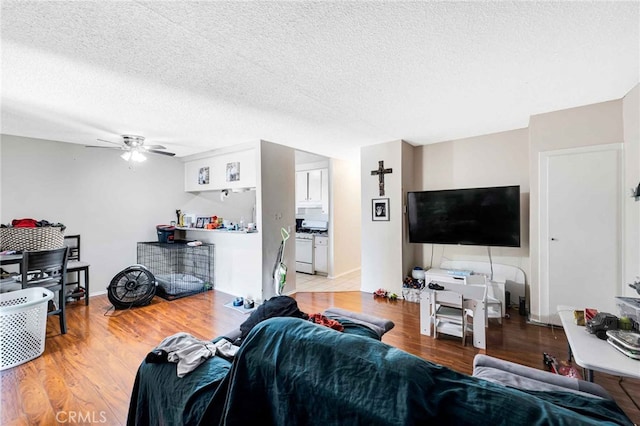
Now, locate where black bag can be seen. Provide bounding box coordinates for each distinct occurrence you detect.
[238,296,308,343]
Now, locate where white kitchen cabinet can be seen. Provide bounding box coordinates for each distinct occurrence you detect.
[296,171,308,205]
[296,168,329,213]
[185,149,256,192]
[307,169,322,201]
[314,236,328,274]
[321,168,329,214]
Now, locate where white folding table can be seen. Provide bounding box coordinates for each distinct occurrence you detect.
[557,305,640,382]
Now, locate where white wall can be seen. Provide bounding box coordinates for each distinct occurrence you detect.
[413,129,530,276]
[330,157,361,278]
[623,84,640,297]
[360,140,404,294]
[0,134,191,294]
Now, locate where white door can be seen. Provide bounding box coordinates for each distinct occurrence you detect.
[540,144,622,325]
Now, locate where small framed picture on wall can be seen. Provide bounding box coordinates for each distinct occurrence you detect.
[198,166,210,185]
[226,162,240,182]
[372,198,390,221]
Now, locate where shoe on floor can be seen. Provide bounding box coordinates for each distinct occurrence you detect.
[428,282,445,291]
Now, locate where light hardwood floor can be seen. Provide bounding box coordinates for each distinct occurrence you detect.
[2,289,639,425]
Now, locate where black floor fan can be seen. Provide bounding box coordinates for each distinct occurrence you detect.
[108,265,157,309]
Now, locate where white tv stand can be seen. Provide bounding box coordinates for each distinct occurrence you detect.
[425,268,486,285]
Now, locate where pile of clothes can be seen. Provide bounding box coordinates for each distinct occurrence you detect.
[1,218,66,231]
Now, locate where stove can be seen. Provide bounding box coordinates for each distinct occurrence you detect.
[295,220,328,274]
[295,232,315,240]
[296,220,328,236]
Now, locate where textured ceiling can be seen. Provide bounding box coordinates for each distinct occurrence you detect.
[1,1,638,159]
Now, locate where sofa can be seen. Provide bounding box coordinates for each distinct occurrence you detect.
[127,310,632,426]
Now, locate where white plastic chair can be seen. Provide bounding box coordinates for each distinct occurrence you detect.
[432,290,473,346]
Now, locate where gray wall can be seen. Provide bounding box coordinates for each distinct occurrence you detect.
[330,158,361,278]
[358,86,639,322]
[259,140,296,298]
[528,99,624,321]
[0,134,191,295]
[360,140,405,294]
[414,128,530,278]
[623,84,640,298]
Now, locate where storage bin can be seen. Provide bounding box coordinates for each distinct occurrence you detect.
[0,287,54,370]
[156,225,175,244]
[0,227,65,251]
[616,297,640,331]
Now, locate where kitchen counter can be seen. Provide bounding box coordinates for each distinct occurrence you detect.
[176,227,258,234]
[174,227,262,300]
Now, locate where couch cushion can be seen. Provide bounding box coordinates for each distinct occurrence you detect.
[473,354,611,399]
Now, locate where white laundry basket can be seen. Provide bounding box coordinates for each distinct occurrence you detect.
[0,287,54,370]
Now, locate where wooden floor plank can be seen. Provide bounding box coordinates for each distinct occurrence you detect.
[0,290,638,425]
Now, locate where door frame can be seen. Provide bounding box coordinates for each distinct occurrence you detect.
[538,143,624,323]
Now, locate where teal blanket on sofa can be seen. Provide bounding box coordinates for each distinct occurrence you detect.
[206,317,631,426]
[129,317,632,425]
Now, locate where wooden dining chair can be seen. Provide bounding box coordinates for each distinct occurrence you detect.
[20,247,69,334]
[63,235,90,305]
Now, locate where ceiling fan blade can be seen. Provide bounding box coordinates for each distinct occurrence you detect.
[96,138,123,146]
[85,145,122,150]
[142,144,167,150]
[147,149,176,157]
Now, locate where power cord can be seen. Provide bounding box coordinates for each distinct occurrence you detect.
[618,376,640,411]
[429,244,434,269]
[487,246,494,281]
[103,303,135,316]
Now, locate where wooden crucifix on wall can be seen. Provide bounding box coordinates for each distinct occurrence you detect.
[371,160,392,196]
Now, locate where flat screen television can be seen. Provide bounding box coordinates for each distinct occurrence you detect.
[407,185,520,247]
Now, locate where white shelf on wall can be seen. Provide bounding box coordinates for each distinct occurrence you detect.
[175,227,257,234]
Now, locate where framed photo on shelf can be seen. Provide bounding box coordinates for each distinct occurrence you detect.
[195,217,211,228]
[372,198,389,221]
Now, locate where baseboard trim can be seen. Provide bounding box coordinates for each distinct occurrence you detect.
[328,267,361,280]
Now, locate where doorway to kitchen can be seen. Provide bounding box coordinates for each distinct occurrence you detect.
[294,150,363,293]
[295,150,337,288]
[295,271,361,292]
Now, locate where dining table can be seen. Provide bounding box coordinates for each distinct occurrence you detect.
[0,253,23,292]
[0,253,23,266]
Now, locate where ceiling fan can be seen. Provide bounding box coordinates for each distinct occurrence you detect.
[86,135,176,162]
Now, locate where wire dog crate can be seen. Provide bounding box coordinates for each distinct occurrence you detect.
[136,242,214,300]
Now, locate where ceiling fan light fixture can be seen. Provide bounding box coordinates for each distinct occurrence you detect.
[131,150,147,162]
[121,149,147,162]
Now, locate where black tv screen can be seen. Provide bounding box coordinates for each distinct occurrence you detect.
[407,185,521,247]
